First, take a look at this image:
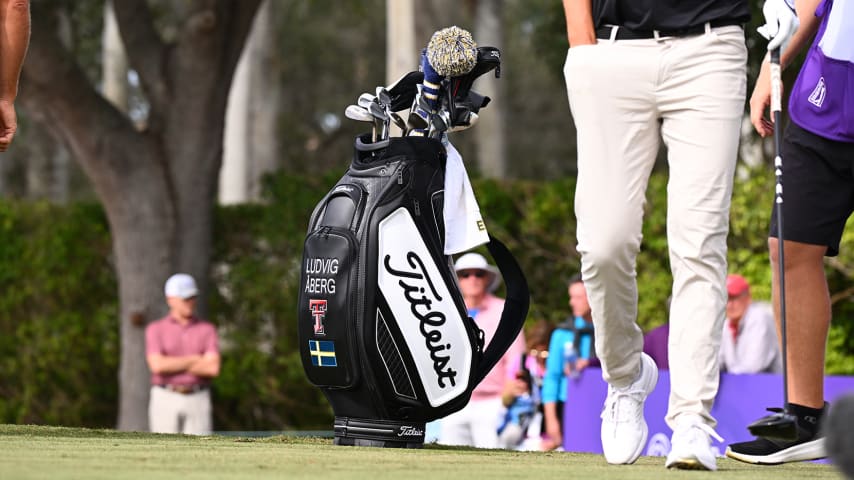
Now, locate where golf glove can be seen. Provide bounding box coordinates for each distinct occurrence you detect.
[758,0,799,53]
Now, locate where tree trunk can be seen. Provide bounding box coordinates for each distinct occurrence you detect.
[20,0,261,431]
[386,0,416,138]
[220,0,280,204]
[473,0,506,179]
[102,0,129,113]
[386,0,415,85]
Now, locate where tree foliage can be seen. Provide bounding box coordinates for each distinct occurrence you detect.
[2,168,851,429]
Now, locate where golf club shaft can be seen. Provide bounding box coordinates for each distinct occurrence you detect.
[770,48,789,409]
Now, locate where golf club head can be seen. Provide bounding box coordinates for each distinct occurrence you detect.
[747,408,798,441]
[376,87,391,107]
[344,105,373,123]
[357,93,376,110]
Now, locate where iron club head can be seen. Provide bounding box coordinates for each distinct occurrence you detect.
[344,104,373,123]
[747,408,799,441]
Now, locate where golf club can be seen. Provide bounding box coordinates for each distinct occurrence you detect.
[747,47,799,441]
[345,104,377,143]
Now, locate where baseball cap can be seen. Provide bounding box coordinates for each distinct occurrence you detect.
[454,253,501,292]
[726,274,750,297]
[164,273,199,299]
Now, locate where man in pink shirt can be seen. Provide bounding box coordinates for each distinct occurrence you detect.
[145,273,220,435]
[439,253,526,448]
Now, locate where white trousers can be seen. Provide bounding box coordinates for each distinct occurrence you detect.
[439,397,504,448]
[564,26,746,429]
[148,386,213,435]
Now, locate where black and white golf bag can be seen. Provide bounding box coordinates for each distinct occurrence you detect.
[297,135,529,448]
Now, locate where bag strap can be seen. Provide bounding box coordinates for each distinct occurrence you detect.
[473,234,530,385]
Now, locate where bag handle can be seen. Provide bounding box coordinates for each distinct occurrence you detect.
[472,234,530,385]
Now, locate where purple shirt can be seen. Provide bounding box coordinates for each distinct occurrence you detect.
[789,0,854,142]
[145,315,219,386]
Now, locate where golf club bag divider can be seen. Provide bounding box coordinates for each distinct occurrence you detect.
[298,134,529,448]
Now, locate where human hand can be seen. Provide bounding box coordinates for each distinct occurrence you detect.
[575,358,590,372]
[0,100,18,152]
[750,60,776,137]
[758,0,799,52]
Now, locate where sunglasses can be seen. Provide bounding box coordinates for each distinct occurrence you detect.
[458,270,487,279]
[529,349,549,360]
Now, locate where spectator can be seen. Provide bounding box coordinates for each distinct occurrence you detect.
[439,253,526,449]
[0,0,29,152]
[541,275,597,451]
[720,274,782,374]
[497,319,553,450]
[146,273,220,435]
[643,297,672,371]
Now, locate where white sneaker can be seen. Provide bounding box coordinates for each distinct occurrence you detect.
[665,415,724,470]
[600,352,659,464]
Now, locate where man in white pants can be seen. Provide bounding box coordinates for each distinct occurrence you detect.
[562,0,749,470]
[146,273,220,435]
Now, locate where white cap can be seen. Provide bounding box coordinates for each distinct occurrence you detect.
[164,273,199,299]
[453,253,501,292]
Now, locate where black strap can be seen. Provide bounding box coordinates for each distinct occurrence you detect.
[473,234,530,385]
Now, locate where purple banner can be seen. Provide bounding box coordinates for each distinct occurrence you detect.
[563,368,854,456]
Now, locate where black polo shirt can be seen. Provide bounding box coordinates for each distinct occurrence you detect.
[592,0,750,31]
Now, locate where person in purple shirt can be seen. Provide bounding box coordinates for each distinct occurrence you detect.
[145,273,220,435]
[727,0,854,465]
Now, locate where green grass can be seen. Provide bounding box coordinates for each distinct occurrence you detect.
[0,424,844,480]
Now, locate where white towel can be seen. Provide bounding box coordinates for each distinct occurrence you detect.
[443,140,489,254]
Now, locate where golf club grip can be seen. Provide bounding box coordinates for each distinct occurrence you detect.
[770,49,782,114]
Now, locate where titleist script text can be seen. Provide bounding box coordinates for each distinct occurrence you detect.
[383,252,458,388]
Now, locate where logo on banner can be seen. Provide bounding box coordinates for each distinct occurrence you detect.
[309,340,337,367]
[378,208,471,408]
[309,299,327,335]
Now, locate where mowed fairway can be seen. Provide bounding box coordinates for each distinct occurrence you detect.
[0,425,844,480]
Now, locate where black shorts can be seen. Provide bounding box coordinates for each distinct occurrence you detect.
[769,122,854,257]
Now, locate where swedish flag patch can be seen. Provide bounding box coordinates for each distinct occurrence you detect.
[309,340,337,367]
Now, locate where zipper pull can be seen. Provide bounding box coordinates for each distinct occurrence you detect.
[413,200,421,216]
[397,169,404,184]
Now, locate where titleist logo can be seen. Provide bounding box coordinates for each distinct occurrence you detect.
[398,425,424,437]
[383,252,458,389]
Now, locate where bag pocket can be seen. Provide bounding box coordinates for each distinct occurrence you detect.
[298,226,360,388]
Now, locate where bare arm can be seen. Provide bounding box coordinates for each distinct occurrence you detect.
[781,0,824,69]
[0,0,29,100]
[0,0,29,151]
[146,354,202,375]
[187,352,221,378]
[543,401,563,450]
[750,0,823,136]
[562,0,596,47]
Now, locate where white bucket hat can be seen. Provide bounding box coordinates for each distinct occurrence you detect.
[454,252,501,292]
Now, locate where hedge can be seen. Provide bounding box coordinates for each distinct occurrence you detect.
[1,168,852,430]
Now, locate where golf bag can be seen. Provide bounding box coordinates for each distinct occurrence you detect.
[297,134,529,448]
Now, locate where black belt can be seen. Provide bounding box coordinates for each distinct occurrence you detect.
[596,19,742,41]
[156,384,209,394]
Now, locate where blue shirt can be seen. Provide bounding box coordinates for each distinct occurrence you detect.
[541,316,594,404]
